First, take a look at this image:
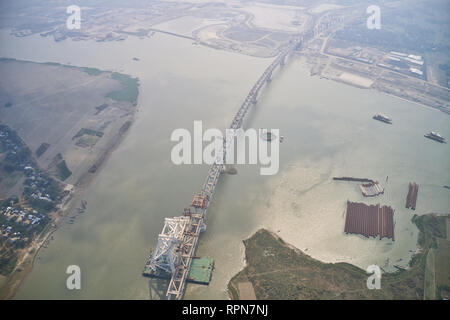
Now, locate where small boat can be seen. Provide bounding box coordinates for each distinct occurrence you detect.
[372,114,392,124]
[260,130,276,142]
[424,131,446,143]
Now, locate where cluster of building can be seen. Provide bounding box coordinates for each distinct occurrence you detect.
[378,51,425,77]
[0,207,47,244]
[23,166,58,203]
[327,46,426,80]
[349,47,375,64]
[0,125,32,172]
[0,125,62,271]
[0,125,62,207]
[0,126,20,155]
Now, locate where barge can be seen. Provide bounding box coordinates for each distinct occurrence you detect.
[360,181,384,197]
[143,252,214,285]
[424,131,446,143]
[333,177,374,183]
[344,201,395,241]
[373,114,392,124]
[405,182,419,210]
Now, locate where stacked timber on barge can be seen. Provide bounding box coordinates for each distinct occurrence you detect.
[333,177,374,183]
[344,201,395,240]
[405,182,419,210]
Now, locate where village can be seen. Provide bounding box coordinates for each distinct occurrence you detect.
[0,124,64,274]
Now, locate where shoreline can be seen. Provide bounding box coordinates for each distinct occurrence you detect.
[307,64,449,115]
[228,213,448,299]
[0,103,137,300]
[0,24,447,300]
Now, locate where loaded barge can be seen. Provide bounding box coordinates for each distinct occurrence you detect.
[405,182,419,210]
[344,201,395,241]
[333,177,374,183]
[424,131,446,143]
[373,114,392,124]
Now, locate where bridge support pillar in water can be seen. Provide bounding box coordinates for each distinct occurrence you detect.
[145,33,309,299]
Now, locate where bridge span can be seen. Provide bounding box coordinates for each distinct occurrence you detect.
[144,35,305,300]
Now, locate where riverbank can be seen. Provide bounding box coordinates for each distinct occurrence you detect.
[1,11,448,298]
[0,115,135,299]
[228,213,449,300]
[0,60,139,299]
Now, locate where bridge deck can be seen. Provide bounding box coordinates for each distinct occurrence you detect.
[165,38,304,300]
[147,34,308,300]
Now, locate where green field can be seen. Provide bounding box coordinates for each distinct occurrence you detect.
[106,72,139,104]
[56,160,72,181]
[81,67,102,76]
[0,253,17,276]
[0,169,23,190]
[76,136,99,148]
[229,214,448,300]
[73,128,104,139]
[435,236,450,299]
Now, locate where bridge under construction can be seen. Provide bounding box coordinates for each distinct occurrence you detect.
[143,34,307,300]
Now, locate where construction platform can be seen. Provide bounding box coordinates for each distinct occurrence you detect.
[143,254,214,285]
[191,194,208,209]
[360,181,384,197]
[333,177,385,197]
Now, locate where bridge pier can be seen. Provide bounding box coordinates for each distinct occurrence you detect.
[146,34,306,300]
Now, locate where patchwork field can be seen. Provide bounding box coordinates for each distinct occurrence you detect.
[0,58,138,186]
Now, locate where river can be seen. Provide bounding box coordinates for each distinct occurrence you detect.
[0,28,449,299]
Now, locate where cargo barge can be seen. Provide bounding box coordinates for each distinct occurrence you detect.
[424,131,446,143]
[344,201,395,241]
[373,114,392,124]
[333,177,374,183]
[360,181,384,197]
[405,182,419,210]
[143,252,214,285]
